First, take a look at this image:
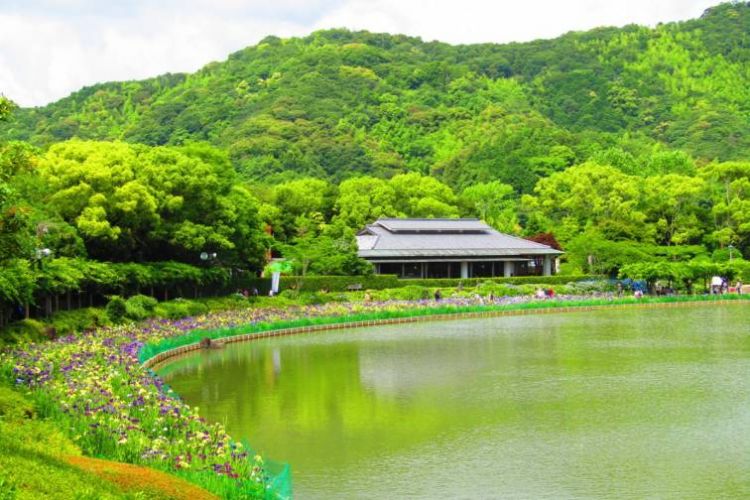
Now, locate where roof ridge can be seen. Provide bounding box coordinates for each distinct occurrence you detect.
[376,217,480,221]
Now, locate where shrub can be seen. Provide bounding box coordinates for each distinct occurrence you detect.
[105,296,128,324]
[201,295,251,312]
[49,308,109,335]
[124,295,158,321]
[278,289,300,300]
[566,280,616,294]
[240,274,603,293]
[299,292,342,305]
[154,302,188,320]
[373,285,432,301]
[0,319,47,345]
[0,386,34,421]
[185,300,209,316]
[154,299,209,320]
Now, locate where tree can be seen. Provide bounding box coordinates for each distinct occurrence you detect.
[0,101,33,264]
[0,96,15,121]
[38,140,267,267]
[389,172,459,218]
[642,174,708,246]
[270,178,335,240]
[701,161,750,253]
[280,227,371,277]
[524,162,652,243]
[459,181,519,233]
[333,176,398,230]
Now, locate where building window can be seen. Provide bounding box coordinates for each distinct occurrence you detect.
[493,261,505,277]
[448,262,461,278]
[426,262,450,278]
[379,263,401,276]
[516,262,530,276]
[472,262,493,278]
[403,262,422,279]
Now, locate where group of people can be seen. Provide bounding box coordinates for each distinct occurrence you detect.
[710,276,743,295]
[534,288,556,299]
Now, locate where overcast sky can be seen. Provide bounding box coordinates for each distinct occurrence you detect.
[0,0,719,107]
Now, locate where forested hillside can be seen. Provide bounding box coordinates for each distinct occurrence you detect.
[2,2,750,312]
[3,2,750,191]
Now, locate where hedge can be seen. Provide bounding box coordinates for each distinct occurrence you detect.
[0,258,239,325]
[235,274,400,293]
[388,274,604,288]
[236,274,605,293]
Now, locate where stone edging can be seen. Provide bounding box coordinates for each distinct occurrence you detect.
[142,299,743,370]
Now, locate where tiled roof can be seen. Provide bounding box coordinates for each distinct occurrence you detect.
[357,218,562,258]
[375,218,488,232]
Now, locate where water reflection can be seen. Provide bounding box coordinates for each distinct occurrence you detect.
[159,305,750,499]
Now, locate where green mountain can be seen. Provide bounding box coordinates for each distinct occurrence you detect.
[3,2,750,191]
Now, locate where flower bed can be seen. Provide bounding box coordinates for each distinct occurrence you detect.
[2,292,747,499]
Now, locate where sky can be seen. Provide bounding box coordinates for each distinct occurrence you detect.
[0,0,720,107]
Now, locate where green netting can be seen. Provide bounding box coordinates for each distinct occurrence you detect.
[232,438,291,499]
[265,460,292,500]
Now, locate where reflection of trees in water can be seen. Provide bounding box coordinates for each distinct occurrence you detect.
[159,333,471,453]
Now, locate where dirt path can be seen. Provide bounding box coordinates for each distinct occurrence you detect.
[66,455,218,500]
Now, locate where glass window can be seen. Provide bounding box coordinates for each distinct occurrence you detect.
[379,263,402,276]
[515,262,529,276]
[493,261,505,277]
[472,262,493,278]
[426,262,449,279]
[403,262,422,279]
[448,262,461,278]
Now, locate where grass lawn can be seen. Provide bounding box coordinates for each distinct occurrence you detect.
[0,384,215,500]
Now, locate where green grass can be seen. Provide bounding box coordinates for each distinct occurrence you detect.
[0,385,150,499]
[0,384,221,500]
[140,294,750,364]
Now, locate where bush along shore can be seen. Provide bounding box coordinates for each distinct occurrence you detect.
[3,291,748,499]
[140,293,750,362]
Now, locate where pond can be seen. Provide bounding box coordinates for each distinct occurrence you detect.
[157,304,750,499]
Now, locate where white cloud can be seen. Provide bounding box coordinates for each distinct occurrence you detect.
[0,0,720,107]
[314,0,717,44]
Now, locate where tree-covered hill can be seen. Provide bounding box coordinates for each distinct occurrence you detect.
[2,2,750,190]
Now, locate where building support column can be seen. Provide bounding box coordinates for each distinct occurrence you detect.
[543,255,552,276]
[504,261,515,278]
[460,261,469,279]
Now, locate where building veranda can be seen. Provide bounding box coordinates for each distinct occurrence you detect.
[356,218,563,279]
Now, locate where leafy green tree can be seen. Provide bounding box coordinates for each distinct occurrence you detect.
[701,161,750,252]
[333,176,398,230]
[643,174,708,246]
[565,231,655,276]
[0,96,14,121]
[459,181,519,233]
[270,178,335,240]
[38,140,267,267]
[524,162,652,243]
[0,104,34,267]
[280,227,371,276]
[389,172,458,218]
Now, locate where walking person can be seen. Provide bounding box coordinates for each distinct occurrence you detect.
[737,280,743,295]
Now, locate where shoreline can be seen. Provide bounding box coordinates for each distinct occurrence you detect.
[143,295,749,371]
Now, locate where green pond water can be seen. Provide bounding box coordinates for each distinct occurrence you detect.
[158,304,750,499]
